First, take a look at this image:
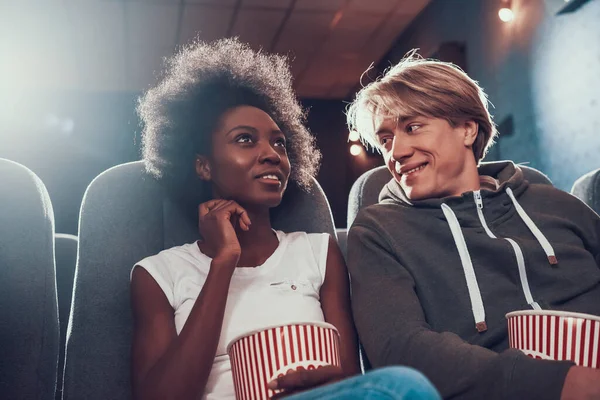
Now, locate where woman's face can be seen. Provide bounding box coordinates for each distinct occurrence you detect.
[197,105,291,209]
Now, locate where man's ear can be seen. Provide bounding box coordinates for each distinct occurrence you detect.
[195,156,211,181]
[463,120,479,147]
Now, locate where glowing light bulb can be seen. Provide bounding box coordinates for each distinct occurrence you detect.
[498,7,514,22]
[348,130,360,142]
[350,144,363,156]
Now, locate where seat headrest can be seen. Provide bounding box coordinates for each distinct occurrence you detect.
[571,167,600,214]
[347,163,553,227]
[82,160,335,246]
[0,158,58,400]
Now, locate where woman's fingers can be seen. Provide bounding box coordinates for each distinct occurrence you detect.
[198,199,228,218]
[269,365,342,392]
[198,200,251,229]
[232,206,251,230]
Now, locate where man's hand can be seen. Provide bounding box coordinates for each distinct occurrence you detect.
[268,365,346,399]
[561,366,600,400]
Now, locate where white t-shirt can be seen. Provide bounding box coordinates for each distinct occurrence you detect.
[133,230,330,399]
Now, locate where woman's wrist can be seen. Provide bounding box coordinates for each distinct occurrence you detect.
[209,254,239,275]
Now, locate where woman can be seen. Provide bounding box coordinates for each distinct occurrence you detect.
[131,38,440,400]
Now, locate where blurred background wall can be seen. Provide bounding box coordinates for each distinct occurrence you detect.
[1,0,598,233]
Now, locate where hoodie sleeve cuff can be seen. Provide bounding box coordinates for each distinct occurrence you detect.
[506,351,574,400]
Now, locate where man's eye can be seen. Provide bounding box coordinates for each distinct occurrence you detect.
[407,124,421,133]
[380,137,392,146]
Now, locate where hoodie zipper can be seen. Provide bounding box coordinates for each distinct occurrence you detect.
[474,191,496,238]
[473,191,541,310]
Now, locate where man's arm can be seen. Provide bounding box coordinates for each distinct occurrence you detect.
[539,186,600,268]
[347,222,573,400]
[574,199,600,268]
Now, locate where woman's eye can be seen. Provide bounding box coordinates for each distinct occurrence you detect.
[274,138,287,148]
[235,134,253,143]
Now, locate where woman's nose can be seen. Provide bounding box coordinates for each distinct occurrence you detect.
[258,142,281,164]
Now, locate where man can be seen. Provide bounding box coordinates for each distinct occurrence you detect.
[345,53,600,400]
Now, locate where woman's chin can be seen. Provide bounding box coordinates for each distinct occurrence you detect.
[239,194,284,210]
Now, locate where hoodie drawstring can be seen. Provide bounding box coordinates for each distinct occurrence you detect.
[506,187,558,265]
[442,188,556,332]
[441,204,488,333]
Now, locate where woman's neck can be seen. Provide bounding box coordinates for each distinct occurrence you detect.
[235,211,274,247]
[235,207,279,267]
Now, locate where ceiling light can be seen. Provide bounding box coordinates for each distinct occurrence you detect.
[498,0,514,22]
[498,7,514,22]
[350,144,363,156]
[348,130,360,142]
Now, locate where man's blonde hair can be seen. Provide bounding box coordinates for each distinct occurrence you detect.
[346,51,497,162]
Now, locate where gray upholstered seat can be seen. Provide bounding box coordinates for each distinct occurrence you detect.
[347,163,553,227]
[0,158,59,400]
[335,228,348,260]
[54,233,78,400]
[571,167,600,214]
[62,160,336,400]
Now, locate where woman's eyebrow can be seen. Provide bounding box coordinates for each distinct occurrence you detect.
[225,125,258,136]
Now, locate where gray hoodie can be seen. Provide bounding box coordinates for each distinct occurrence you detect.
[347,161,600,400]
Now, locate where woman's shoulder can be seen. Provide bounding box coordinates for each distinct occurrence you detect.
[133,241,210,282]
[131,242,210,305]
[137,242,201,265]
[161,241,204,258]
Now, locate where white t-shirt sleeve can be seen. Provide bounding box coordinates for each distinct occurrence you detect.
[131,252,176,308]
[306,232,330,285]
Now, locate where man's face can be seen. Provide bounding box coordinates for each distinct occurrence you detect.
[374,115,478,201]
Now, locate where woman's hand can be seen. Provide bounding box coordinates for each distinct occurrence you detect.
[198,199,251,266]
[268,365,346,399]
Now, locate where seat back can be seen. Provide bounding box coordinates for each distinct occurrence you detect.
[571,167,600,214]
[335,228,348,260]
[347,163,554,227]
[54,233,78,400]
[0,158,59,400]
[62,161,336,400]
[347,166,391,228]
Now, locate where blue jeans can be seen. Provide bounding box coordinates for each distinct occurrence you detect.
[287,366,441,400]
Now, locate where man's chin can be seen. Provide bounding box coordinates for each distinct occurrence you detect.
[403,187,428,202]
[400,184,414,198]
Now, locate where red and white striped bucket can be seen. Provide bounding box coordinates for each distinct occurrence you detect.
[506,310,600,368]
[226,322,341,400]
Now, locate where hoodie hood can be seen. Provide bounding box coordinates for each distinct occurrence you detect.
[379,160,527,207]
